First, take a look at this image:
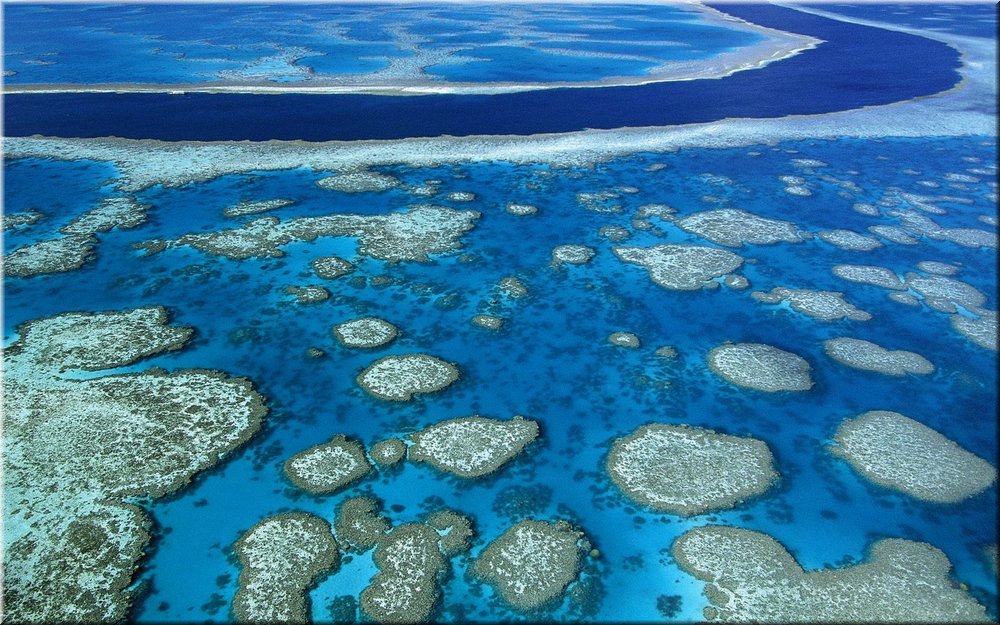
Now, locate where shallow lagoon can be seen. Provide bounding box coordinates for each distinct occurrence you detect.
[3,134,997,621]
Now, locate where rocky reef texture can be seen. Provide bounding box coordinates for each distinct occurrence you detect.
[676,209,803,247]
[751,287,872,321]
[916,260,960,276]
[3,233,97,278]
[891,208,997,249]
[370,438,407,467]
[360,523,447,622]
[2,208,44,231]
[614,244,744,291]
[506,202,538,216]
[551,244,596,266]
[3,308,266,622]
[673,525,989,622]
[232,512,340,623]
[283,435,371,494]
[284,285,330,304]
[472,314,505,330]
[608,332,641,348]
[223,198,295,217]
[952,310,997,350]
[817,229,883,251]
[333,317,399,349]
[60,197,149,236]
[497,275,529,298]
[408,415,539,478]
[145,204,479,263]
[316,170,401,193]
[426,509,474,558]
[357,353,459,401]
[831,410,996,503]
[832,264,906,290]
[823,338,934,376]
[904,273,987,314]
[606,424,777,516]
[472,519,587,612]
[311,255,356,279]
[869,224,919,245]
[334,496,392,553]
[708,343,813,392]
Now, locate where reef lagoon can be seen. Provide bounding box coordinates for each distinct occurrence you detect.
[2,3,998,624]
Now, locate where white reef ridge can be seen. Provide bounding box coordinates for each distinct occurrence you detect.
[673,525,989,622]
[823,337,934,376]
[614,244,744,291]
[472,519,588,612]
[676,208,804,247]
[831,410,996,503]
[408,415,539,478]
[357,353,459,401]
[606,423,777,516]
[708,343,813,392]
[232,512,340,623]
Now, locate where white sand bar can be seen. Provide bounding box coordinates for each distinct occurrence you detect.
[832,410,996,503]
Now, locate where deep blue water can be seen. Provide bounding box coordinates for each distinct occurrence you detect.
[2,4,962,140]
[3,136,997,622]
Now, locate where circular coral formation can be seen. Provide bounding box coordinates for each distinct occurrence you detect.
[472,314,505,330]
[506,202,538,216]
[472,519,586,612]
[425,509,474,557]
[233,512,340,623]
[497,276,528,298]
[608,332,641,348]
[551,245,596,265]
[672,525,989,622]
[311,255,356,279]
[613,244,744,291]
[655,345,679,359]
[823,337,934,376]
[606,423,777,515]
[708,343,813,392]
[333,317,399,349]
[831,410,996,503]
[751,287,872,322]
[283,435,371,494]
[334,496,391,553]
[676,208,803,247]
[357,354,459,401]
[408,415,539,478]
[447,191,476,202]
[370,438,407,467]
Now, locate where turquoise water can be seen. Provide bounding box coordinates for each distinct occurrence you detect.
[4,135,997,621]
[3,3,765,86]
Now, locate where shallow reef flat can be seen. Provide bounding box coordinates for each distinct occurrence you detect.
[831,264,906,290]
[673,525,990,622]
[332,316,399,349]
[823,337,934,376]
[356,353,460,401]
[3,307,266,622]
[831,410,996,504]
[408,415,539,478]
[472,519,590,612]
[708,342,813,392]
[751,286,872,322]
[283,435,371,494]
[676,208,804,247]
[232,512,339,623]
[613,244,744,291]
[606,423,777,516]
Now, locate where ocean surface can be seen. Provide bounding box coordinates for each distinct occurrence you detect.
[4,134,997,622]
[2,4,962,140]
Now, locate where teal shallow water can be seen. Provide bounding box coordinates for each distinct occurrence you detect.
[3,136,998,621]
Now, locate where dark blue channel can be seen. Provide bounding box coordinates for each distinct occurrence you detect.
[2,4,962,141]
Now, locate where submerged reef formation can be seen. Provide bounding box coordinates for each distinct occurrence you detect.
[831,410,996,503]
[408,415,539,478]
[425,509,474,558]
[832,264,906,290]
[708,342,813,392]
[284,285,330,304]
[3,307,266,622]
[608,332,641,348]
[232,512,339,623]
[676,209,804,247]
[311,255,356,279]
[506,202,538,216]
[283,435,371,494]
[551,244,596,266]
[472,519,588,612]
[817,229,883,251]
[316,169,401,193]
[333,317,399,349]
[4,197,148,278]
[823,338,934,376]
[952,310,998,350]
[497,276,529,299]
[869,224,919,245]
[360,523,447,622]
[613,244,744,291]
[606,424,777,516]
[335,496,391,553]
[903,273,987,314]
[357,353,459,401]
[751,287,872,321]
[145,204,479,263]
[370,438,407,467]
[223,198,295,217]
[2,208,43,231]
[673,525,989,622]
[472,314,505,330]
